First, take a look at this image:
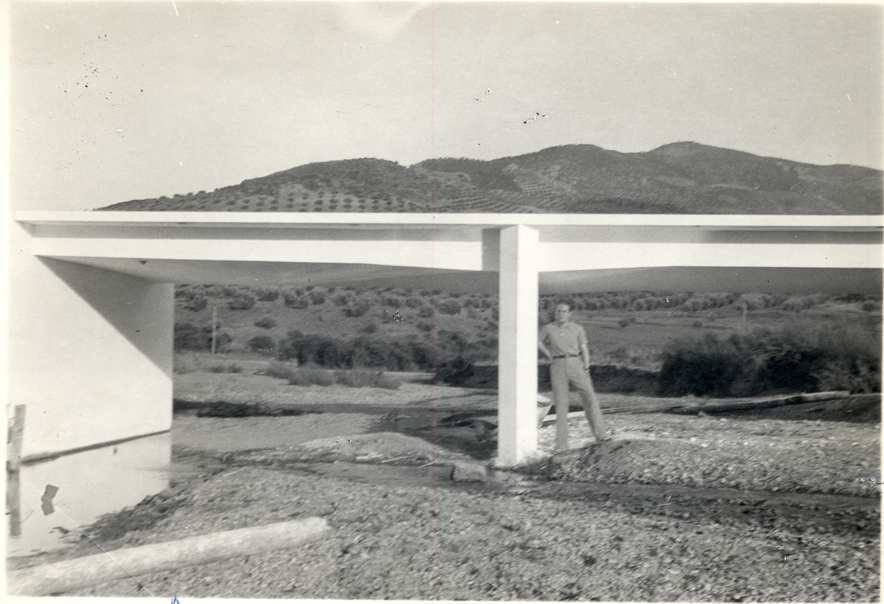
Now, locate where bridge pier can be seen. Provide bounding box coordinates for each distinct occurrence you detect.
[9,252,173,461]
[496,225,541,467]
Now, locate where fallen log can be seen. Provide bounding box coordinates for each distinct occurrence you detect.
[663,391,852,415]
[8,517,329,596]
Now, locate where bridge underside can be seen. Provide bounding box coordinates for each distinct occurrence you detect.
[10,213,883,465]
[33,257,884,295]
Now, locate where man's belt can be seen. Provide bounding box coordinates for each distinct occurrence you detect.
[551,354,579,359]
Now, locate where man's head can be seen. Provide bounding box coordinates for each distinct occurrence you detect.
[554,303,571,325]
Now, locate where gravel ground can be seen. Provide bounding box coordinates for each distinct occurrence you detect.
[8,396,880,602]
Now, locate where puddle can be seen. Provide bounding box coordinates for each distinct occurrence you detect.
[6,432,171,557]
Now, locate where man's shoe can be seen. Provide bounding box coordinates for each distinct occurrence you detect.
[598,428,615,442]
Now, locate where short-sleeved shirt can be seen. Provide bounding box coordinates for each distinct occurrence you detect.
[539,321,587,356]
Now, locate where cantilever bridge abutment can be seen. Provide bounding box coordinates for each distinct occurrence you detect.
[10,213,882,467]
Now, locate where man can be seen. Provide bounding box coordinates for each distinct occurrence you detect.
[538,303,610,451]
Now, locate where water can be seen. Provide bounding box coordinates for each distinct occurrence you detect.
[6,432,171,557]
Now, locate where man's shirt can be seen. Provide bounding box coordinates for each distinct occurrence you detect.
[539,321,587,357]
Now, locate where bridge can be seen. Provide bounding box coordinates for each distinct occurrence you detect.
[10,212,882,466]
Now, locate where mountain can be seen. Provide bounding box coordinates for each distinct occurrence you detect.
[98,142,882,214]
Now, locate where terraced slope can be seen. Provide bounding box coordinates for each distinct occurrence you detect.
[99,142,882,214]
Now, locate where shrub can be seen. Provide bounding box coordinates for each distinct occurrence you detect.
[249,335,276,354]
[183,293,208,312]
[255,316,277,329]
[658,323,881,397]
[417,305,434,318]
[346,298,372,318]
[438,299,462,315]
[435,357,474,386]
[228,294,256,310]
[174,322,208,351]
[277,332,344,367]
[362,321,379,334]
[334,369,401,390]
[288,366,336,387]
[255,288,280,302]
[213,332,233,353]
[283,293,310,309]
[265,361,297,381]
[308,288,327,305]
[334,293,352,306]
[862,300,882,313]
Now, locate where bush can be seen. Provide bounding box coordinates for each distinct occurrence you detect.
[362,321,379,334]
[658,323,881,397]
[249,335,276,354]
[283,293,310,309]
[265,361,297,381]
[417,305,434,318]
[213,332,233,353]
[174,322,208,351]
[346,298,372,317]
[277,332,344,367]
[862,300,882,313]
[334,369,401,390]
[228,294,256,310]
[434,357,474,386]
[255,316,277,329]
[308,288,327,305]
[183,294,207,312]
[438,299,462,315]
[288,366,336,387]
[255,288,280,302]
[404,296,423,308]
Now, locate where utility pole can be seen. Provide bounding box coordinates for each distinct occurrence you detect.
[212,306,217,355]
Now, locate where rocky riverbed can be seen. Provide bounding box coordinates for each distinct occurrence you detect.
[6,383,881,601]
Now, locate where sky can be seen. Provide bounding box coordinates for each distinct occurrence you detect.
[7,1,883,211]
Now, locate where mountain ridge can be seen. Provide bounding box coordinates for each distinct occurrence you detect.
[98,142,883,214]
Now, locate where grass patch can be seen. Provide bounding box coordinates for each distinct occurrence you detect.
[208,362,243,374]
[264,361,400,389]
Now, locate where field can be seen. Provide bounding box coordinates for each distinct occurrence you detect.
[175,285,881,370]
[173,285,881,398]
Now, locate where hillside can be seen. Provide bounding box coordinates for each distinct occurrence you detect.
[99,143,883,214]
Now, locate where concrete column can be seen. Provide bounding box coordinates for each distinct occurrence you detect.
[496,225,540,467]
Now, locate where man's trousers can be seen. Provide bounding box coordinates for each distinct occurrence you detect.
[549,356,607,450]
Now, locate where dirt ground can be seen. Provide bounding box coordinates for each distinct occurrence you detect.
[7,379,881,601]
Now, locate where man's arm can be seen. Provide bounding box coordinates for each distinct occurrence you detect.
[577,325,591,370]
[538,326,553,361]
[580,343,591,371]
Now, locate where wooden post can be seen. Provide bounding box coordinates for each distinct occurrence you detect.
[6,405,25,538]
[7,404,25,472]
